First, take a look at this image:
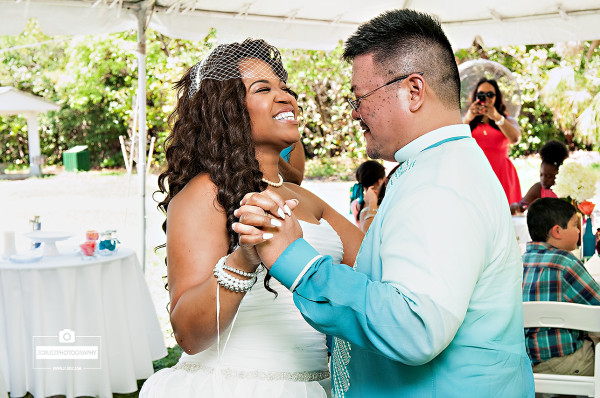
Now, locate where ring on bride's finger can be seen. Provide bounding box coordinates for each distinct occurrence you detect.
[264,210,268,217]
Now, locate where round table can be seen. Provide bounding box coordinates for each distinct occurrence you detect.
[0,247,166,398]
[512,215,531,253]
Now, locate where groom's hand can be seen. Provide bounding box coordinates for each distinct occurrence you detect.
[233,191,301,269]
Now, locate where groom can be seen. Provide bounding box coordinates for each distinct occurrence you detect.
[239,9,534,397]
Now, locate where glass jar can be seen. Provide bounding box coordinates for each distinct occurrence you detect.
[98,230,119,255]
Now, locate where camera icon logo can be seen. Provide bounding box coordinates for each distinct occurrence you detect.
[58,329,76,344]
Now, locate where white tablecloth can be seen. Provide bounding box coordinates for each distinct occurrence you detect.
[512,215,531,254]
[584,254,600,281]
[512,215,530,245]
[0,248,167,398]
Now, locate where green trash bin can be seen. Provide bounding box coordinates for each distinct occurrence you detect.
[63,145,90,172]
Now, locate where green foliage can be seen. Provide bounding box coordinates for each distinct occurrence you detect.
[305,157,362,180]
[283,43,365,159]
[0,115,29,165]
[152,344,183,371]
[0,20,215,169]
[512,100,563,157]
[1,20,599,172]
[456,44,567,157]
[141,28,216,167]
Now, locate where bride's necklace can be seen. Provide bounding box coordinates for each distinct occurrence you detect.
[262,174,283,187]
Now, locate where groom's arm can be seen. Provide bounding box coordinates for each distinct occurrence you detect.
[270,239,453,365]
[269,191,487,366]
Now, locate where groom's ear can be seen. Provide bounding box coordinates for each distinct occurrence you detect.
[407,74,425,112]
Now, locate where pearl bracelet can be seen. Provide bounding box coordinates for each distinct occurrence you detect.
[213,255,257,293]
[222,263,261,278]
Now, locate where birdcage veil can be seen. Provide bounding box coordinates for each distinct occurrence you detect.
[188,38,288,98]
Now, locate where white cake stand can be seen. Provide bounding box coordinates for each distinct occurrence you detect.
[24,231,73,256]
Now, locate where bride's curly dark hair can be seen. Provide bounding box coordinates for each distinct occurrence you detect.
[157,39,291,294]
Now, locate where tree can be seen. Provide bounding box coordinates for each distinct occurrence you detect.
[574,42,600,145]
[541,65,589,148]
[456,42,587,157]
[0,21,215,168]
[283,43,364,159]
[1,20,598,170]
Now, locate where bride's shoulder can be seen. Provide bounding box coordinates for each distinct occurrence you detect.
[169,174,220,215]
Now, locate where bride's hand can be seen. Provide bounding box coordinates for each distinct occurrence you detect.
[233,190,300,269]
[232,202,274,269]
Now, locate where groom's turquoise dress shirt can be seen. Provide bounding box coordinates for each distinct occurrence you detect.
[270,124,534,397]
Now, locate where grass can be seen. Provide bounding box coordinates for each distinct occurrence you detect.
[152,345,183,372]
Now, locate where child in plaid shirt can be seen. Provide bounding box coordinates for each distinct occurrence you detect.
[523,197,600,376]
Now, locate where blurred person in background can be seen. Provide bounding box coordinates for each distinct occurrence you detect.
[349,160,386,231]
[279,142,305,185]
[463,78,522,205]
[510,140,569,215]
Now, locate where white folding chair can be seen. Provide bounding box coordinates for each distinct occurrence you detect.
[0,368,6,398]
[523,301,600,397]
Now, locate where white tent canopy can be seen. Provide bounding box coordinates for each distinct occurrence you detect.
[1,0,599,268]
[1,0,600,50]
[0,87,59,177]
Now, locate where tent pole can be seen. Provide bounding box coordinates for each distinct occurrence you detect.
[27,113,42,177]
[136,7,148,272]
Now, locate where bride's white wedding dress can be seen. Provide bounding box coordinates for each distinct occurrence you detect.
[140,219,344,397]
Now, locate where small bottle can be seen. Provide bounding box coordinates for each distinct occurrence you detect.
[30,215,41,249]
[583,217,596,259]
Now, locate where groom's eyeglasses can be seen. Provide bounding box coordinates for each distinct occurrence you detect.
[347,72,424,113]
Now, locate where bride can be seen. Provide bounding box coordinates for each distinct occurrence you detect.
[140,39,363,397]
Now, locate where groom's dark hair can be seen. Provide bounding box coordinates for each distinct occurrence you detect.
[343,9,460,110]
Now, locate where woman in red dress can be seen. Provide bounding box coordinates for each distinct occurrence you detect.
[463,79,522,205]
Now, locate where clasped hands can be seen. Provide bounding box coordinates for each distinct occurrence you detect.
[232,190,302,270]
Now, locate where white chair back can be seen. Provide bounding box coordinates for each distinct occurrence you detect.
[523,301,600,397]
[0,369,6,398]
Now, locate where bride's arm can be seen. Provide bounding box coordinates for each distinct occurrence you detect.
[286,184,363,267]
[167,175,261,355]
[320,201,363,267]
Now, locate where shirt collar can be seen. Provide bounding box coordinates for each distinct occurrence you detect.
[393,124,472,164]
[526,241,555,252]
